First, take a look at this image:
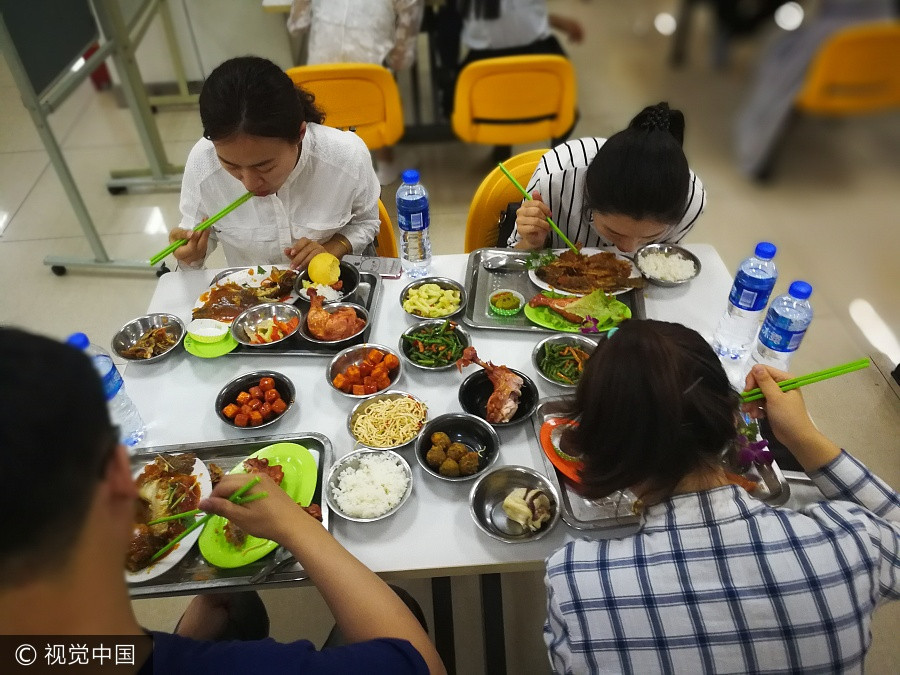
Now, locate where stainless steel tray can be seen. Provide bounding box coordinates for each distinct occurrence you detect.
[217,270,381,356]
[462,248,646,333]
[531,397,640,531]
[531,396,792,531]
[128,432,332,599]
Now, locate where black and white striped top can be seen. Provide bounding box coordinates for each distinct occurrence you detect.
[508,137,706,248]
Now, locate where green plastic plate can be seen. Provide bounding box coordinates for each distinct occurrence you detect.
[523,295,631,333]
[198,443,318,569]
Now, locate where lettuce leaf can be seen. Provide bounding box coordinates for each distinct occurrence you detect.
[565,290,629,324]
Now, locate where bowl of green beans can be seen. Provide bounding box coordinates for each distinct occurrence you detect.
[398,319,471,371]
[531,334,599,388]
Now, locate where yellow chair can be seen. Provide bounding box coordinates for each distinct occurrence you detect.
[795,22,900,115]
[452,55,576,146]
[286,63,404,150]
[375,199,398,258]
[464,148,548,252]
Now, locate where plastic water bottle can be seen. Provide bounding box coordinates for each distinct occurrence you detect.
[712,242,778,360]
[66,332,145,448]
[396,169,432,278]
[751,281,813,370]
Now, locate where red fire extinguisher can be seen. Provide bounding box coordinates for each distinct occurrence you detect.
[84,42,112,90]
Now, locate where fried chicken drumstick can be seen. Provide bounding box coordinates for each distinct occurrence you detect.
[456,346,523,423]
[306,289,366,341]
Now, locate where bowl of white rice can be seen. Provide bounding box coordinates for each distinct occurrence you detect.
[325,449,413,522]
[294,261,360,303]
[634,244,701,287]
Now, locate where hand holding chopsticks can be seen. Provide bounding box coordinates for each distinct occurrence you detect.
[145,491,267,527]
[740,358,870,403]
[497,162,579,254]
[149,476,263,563]
[149,192,253,267]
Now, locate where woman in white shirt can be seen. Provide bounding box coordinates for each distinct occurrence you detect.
[459,0,583,57]
[168,56,380,269]
[287,1,424,185]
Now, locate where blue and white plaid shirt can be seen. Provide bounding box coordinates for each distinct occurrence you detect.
[544,451,900,674]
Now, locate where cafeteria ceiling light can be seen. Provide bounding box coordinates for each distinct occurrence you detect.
[775,2,804,31]
[654,13,677,36]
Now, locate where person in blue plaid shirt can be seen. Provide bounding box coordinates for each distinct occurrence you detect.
[544,320,899,674]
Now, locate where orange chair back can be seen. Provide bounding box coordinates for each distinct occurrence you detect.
[452,55,577,146]
[795,22,900,115]
[376,199,398,258]
[464,148,547,252]
[286,63,404,149]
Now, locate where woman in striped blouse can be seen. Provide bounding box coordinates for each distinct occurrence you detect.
[511,102,706,252]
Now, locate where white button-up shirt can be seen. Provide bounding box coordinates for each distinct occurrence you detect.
[178,123,380,267]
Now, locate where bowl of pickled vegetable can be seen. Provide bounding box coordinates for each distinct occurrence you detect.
[399,277,465,320]
[488,289,525,316]
[531,335,598,388]
[399,320,471,371]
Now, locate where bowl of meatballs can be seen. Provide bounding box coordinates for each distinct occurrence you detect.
[415,413,500,482]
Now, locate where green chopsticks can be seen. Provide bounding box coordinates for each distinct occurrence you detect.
[145,491,268,526]
[497,162,579,254]
[148,476,262,563]
[741,358,870,403]
[148,191,253,266]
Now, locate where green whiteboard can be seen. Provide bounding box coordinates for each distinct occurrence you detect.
[0,0,98,96]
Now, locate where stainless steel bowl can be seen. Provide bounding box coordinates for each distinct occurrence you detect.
[298,302,369,345]
[325,449,413,522]
[327,343,403,399]
[531,334,599,388]
[294,260,360,303]
[469,465,560,543]
[215,370,296,430]
[399,277,466,320]
[111,313,185,364]
[398,319,471,371]
[634,243,702,287]
[415,413,500,482]
[347,390,428,450]
[458,368,539,427]
[231,302,301,347]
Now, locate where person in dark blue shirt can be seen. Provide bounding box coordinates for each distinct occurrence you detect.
[0,327,445,675]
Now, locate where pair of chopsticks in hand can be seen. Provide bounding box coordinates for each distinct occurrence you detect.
[148,192,254,266]
[740,358,870,403]
[497,162,579,254]
[148,476,266,563]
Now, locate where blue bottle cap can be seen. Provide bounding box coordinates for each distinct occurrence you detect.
[401,169,419,184]
[754,242,776,260]
[66,332,89,349]
[788,280,812,300]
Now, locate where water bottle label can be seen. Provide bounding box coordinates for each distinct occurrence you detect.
[398,209,429,232]
[758,323,807,353]
[100,363,124,401]
[729,272,776,311]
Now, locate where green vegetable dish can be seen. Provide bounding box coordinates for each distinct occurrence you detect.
[539,343,591,385]
[401,321,464,368]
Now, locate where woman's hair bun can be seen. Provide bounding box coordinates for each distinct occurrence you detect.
[628,101,685,145]
[640,103,671,131]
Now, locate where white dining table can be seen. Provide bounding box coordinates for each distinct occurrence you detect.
[127,244,735,576]
[125,244,739,673]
